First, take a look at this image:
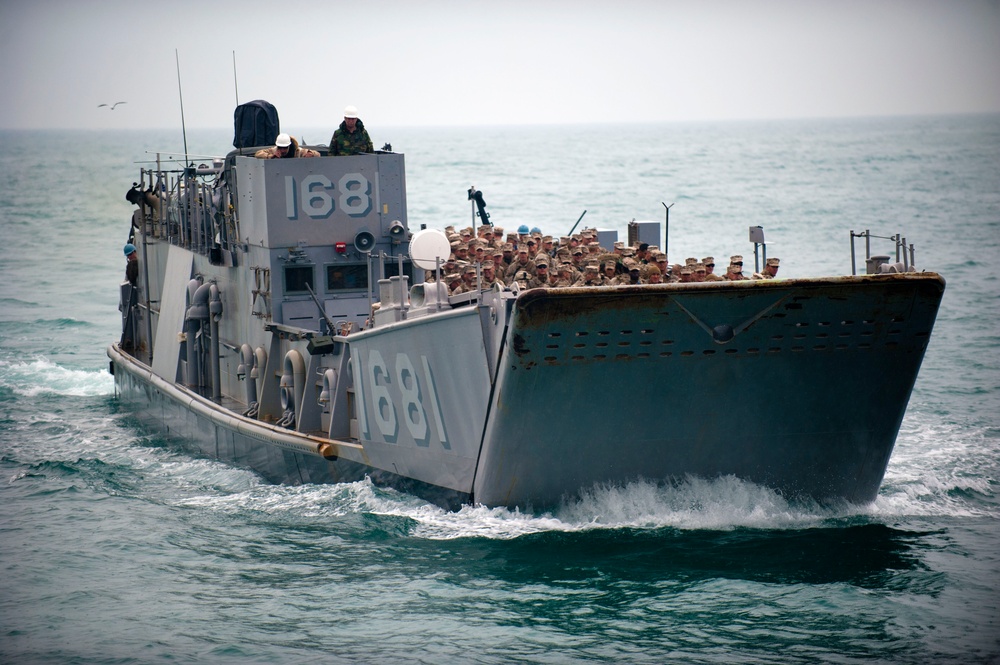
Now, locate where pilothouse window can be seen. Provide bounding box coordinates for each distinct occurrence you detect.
[325,261,415,292]
[327,264,368,291]
[284,265,315,294]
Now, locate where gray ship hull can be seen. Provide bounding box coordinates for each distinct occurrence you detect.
[472,274,945,507]
[109,344,472,507]
[111,273,943,510]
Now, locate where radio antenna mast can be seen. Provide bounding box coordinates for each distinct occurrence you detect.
[232,51,240,106]
[175,49,189,165]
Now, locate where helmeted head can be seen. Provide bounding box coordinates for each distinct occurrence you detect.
[275,133,292,148]
[123,243,137,257]
[344,105,359,119]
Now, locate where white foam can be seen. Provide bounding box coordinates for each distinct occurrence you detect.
[171,473,876,540]
[0,356,114,397]
[399,476,858,540]
[129,408,1000,535]
[874,412,999,519]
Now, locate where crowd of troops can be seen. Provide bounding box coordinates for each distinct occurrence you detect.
[426,224,781,295]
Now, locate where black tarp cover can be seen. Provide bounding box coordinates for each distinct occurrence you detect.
[233,100,279,149]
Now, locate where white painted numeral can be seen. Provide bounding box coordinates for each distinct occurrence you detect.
[357,350,448,448]
[283,173,372,220]
[368,350,398,441]
[396,353,428,443]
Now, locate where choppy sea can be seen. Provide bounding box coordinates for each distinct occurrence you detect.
[1,115,999,663]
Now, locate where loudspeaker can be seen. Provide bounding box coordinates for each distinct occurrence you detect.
[354,230,375,253]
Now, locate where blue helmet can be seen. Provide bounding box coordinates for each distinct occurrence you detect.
[517,225,530,234]
[530,227,541,234]
[124,243,137,256]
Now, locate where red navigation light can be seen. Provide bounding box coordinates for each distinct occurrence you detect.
[335,242,347,253]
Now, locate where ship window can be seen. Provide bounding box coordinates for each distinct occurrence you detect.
[384,261,415,281]
[327,264,368,291]
[284,265,316,294]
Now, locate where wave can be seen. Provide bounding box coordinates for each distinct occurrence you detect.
[876,414,999,519]
[170,474,891,541]
[0,356,113,397]
[167,444,999,541]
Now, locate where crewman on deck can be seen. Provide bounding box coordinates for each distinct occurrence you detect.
[726,262,749,280]
[481,261,504,289]
[124,243,139,286]
[526,257,550,289]
[444,272,463,294]
[703,257,724,281]
[754,257,781,279]
[624,260,642,285]
[552,263,575,287]
[329,105,374,156]
[603,260,621,285]
[572,262,603,287]
[505,247,535,284]
[254,133,319,159]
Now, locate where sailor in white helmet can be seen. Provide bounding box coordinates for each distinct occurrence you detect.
[330,105,374,155]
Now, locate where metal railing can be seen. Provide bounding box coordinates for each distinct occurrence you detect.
[849,230,916,275]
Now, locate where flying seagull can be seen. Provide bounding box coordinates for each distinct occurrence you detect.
[98,102,127,110]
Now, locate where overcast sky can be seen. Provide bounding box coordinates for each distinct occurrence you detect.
[1,0,998,130]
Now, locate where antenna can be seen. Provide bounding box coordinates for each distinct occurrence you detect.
[232,51,240,106]
[175,49,189,165]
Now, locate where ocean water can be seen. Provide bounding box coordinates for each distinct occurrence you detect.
[1,115,999,663]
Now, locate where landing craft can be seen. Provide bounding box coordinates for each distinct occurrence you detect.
[108,103,945,510]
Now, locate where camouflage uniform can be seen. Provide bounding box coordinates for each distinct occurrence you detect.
[572,263,604,287]
[329,119,374,156]
[504,256,536,284]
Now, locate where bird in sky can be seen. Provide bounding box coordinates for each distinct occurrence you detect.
[98,102,127,110]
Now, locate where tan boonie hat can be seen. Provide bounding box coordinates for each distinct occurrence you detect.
[685,257,698,265]
[702,256,715,265]
[730,255,743,263]
[766,257,780,266]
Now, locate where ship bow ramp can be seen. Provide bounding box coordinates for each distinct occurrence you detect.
[474,275,944,509]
